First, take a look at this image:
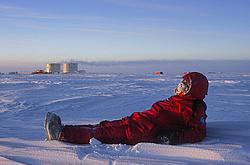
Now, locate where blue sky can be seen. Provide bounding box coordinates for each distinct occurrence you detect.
[0,0,250,67]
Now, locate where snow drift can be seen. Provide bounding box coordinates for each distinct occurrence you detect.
[0,72,250,164]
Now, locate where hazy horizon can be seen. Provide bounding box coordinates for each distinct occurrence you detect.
[1,59,249,74]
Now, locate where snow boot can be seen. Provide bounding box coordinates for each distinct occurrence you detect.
[44,112,64,140]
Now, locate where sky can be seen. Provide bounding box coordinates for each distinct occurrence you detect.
[0,0,250,70]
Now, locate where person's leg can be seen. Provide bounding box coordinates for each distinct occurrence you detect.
[58,120,129,144]
[59,125,94,144]
[58,119,130,144]
[56,116,158,145]
[45,112,132,144]
[93,119,129,144]
[93,117,158,145]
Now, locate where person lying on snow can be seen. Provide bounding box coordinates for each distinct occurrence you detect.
[44,72,209,145]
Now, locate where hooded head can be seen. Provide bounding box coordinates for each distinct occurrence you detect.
[175,72,209,100]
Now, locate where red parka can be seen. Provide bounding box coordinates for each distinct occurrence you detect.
[60,72,209,145]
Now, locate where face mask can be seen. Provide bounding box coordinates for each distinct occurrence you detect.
[174,79,190,95]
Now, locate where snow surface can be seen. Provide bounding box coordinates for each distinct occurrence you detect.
[0,72,250,164]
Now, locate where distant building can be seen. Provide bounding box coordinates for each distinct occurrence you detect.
[45,63,61,74]
[32,70,48,74]
[63,63,78,74]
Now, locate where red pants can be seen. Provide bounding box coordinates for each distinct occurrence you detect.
[59,118,156,145]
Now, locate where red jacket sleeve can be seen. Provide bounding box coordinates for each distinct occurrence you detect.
[124,102,162,143]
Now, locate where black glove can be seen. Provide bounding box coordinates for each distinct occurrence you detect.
[157,135,170,144]
[156,130,183,145]
[168,131,181,145]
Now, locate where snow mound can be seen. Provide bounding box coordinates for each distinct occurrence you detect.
[131,143,224,161]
